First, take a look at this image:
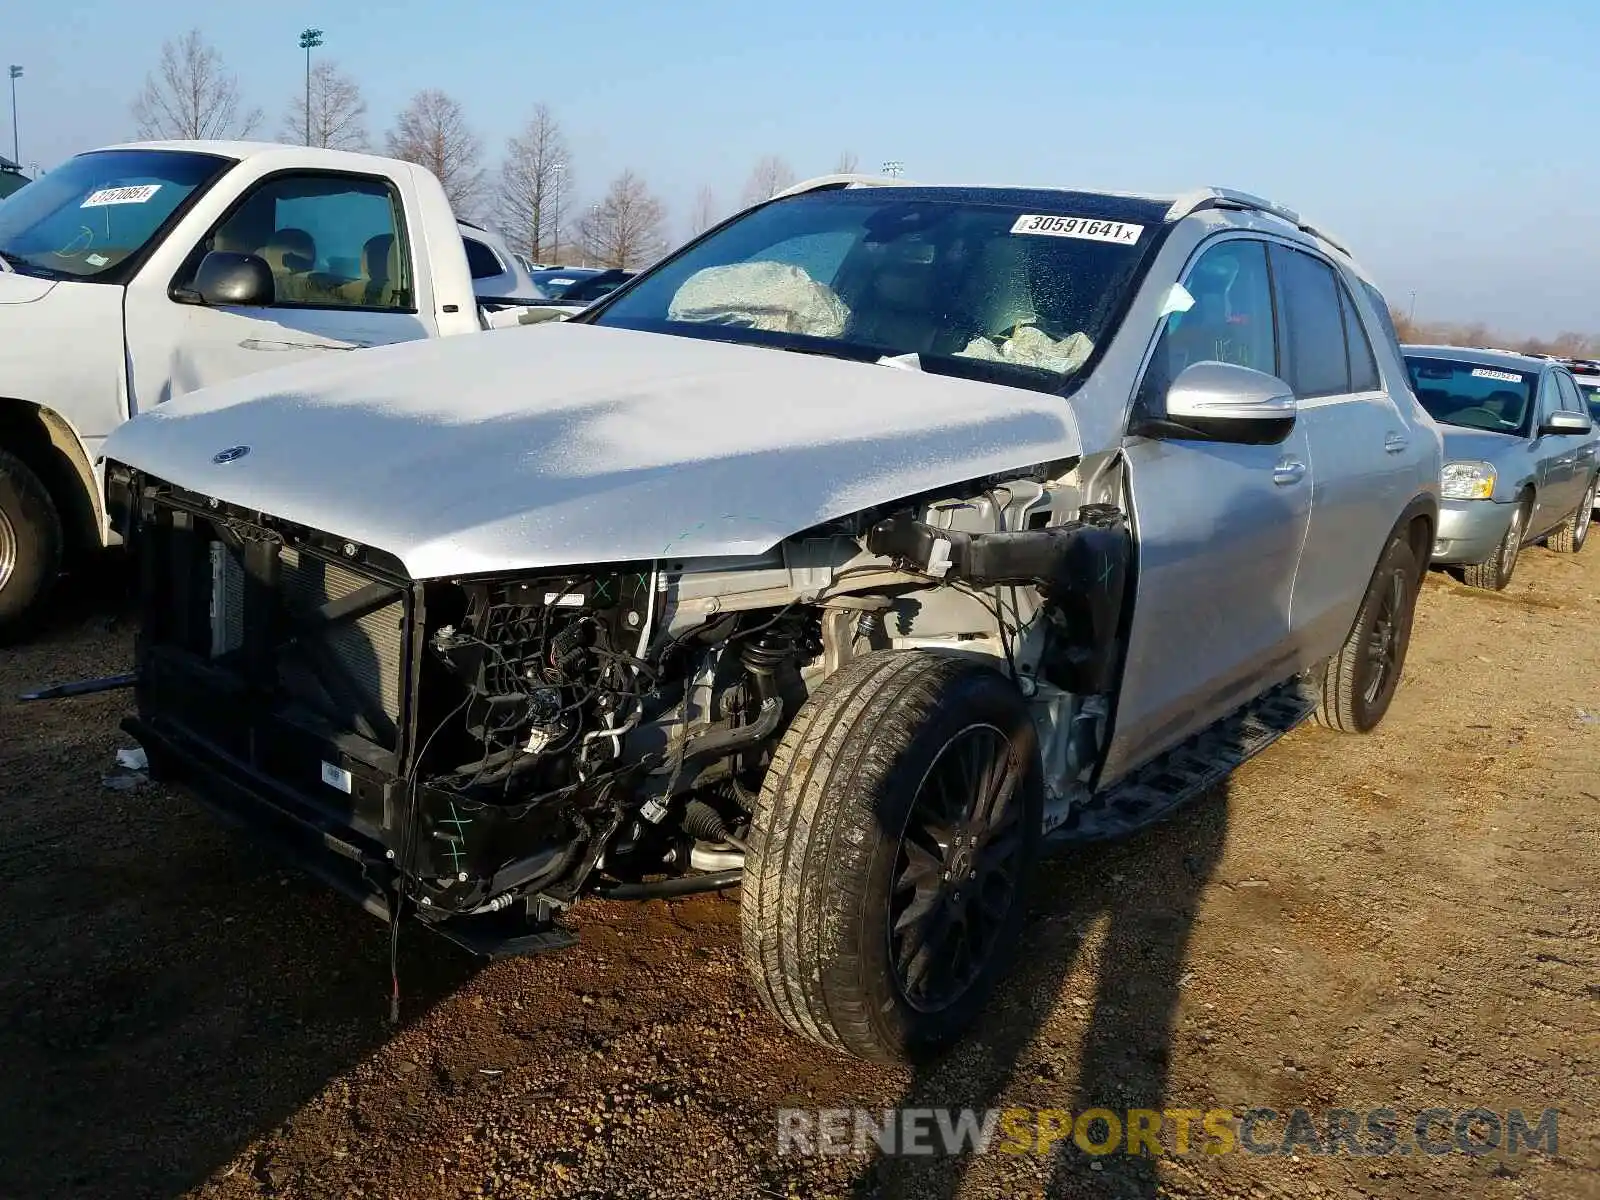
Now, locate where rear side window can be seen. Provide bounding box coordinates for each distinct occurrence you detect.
[463,237,504,280]
[1269,245,1348,398]
[1339,284,1381,391]
[1361,280,1406,363]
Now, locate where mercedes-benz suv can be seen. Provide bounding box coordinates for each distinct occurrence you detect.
[102,178,1441,1062]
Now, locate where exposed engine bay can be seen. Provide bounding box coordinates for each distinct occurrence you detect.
[111,458,1131,951]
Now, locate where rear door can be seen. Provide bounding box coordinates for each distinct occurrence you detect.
[1266,242,1411,663]
[123,169,434,414]
[1101,236,1313,787]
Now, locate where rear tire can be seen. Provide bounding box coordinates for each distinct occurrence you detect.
[0,448,63,643]
[1544,477,1595,554]
[1315,534,1419,734]
[740,650,1042,1063]
[1461,497,1527,591]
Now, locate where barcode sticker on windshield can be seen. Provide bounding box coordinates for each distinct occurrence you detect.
[81,184,162,208]
[1011,215,1143,245]
[1470,368,1522,384]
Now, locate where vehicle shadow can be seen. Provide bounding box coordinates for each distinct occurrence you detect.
[849,783,1229,1198]
[0,557,476,1200]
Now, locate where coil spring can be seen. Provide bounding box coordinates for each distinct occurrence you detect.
[740,613,813,671]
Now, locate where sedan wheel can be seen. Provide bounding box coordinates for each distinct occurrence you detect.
[1463,501,1525,590]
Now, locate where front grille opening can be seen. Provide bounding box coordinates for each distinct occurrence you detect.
[145,500,410,753]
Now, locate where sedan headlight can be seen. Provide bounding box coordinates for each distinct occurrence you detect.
[1441,461,1497,501]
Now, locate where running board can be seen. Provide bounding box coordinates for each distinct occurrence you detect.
[1047,675,1319,846]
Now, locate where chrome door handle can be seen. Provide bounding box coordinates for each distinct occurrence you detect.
[1383,433,1408,454]
[1273,459,1307,486]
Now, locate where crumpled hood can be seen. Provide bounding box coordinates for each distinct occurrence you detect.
[0,270,58,305]
[103,322,1083,579]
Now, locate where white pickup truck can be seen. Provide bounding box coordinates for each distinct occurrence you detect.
[0,140,543,636]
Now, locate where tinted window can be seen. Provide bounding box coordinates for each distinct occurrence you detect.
[464,237,504,280]
[1339,283,1381,391]
[1536,373,1564,424]
[1140,239,1276,407]
[200,173,411,309]
[1555,370,1585,414]
[1404,356,1533,433]
[1270,245,1349,397]
[1362,280,1406,363]
[0,148,230,280]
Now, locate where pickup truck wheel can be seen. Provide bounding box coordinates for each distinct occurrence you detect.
[0,448,63,642]
[1544,477,1595,554]
[740,650,1042,1063]
[1315,534,1418,734]
[1462,497,1527,591]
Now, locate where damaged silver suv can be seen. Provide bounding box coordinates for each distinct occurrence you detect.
[101,179,1441,1063]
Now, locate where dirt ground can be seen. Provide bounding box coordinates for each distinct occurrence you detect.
[2,545,1596,1200]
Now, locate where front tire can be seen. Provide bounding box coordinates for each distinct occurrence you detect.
[1315,533,1419,734]
[0,448,63,643]
[1544,476,1595,554]
[740,650,1042,1063]
[1462,497,1527,591]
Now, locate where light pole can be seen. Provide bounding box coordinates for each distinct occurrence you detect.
[550,160,565,264]
[8,66,21,165]
[298,30,323,146]
[881,159,903,178]
[1408,290,1417,325]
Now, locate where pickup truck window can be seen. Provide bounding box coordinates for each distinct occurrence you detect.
[463,237,505,280]
[0,148,230,281]
[194,172,414,311]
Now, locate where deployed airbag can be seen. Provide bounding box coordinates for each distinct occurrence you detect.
[957,323,1093,375]
[668,261,850,337]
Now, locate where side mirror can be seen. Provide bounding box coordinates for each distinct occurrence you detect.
[178,251,275,307]
[1539,410,1593,437]
[1143,360,1297,445]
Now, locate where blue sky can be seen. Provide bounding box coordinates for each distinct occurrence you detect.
[5,0,1596,335]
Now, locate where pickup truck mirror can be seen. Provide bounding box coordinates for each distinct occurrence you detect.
[1139,360,1297,446]
[1539,410,1593,437]
[182,251,275,308]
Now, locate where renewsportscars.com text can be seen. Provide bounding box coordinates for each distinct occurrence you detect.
[777,1106,1560,1159]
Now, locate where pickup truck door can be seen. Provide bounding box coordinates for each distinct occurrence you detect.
[1265,242,1412,664]
[123,168,437,415]
[1099,237,1313,788]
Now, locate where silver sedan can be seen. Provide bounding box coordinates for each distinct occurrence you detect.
[1404,346,1598,589]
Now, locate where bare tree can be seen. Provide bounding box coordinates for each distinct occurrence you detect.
[687,186,720,237]
[833,150,859,173]
[279,60,369,150]
[1549,330,1599,357]
[497,105,570,261]
[580,171,669,269]
[131,29,262,140]
[386,90,487,215]
[741,155,796,206]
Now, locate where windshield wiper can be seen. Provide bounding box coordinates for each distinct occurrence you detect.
[0,249,22,273]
